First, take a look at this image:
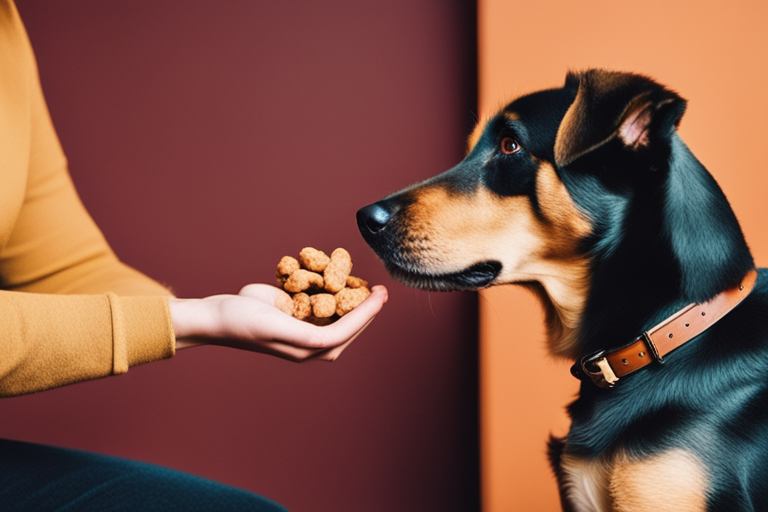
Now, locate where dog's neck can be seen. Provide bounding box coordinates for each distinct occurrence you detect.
[521,261,591,359]
[538,137,754,362]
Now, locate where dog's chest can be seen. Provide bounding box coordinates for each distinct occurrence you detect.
[561,455,613,512]
[559,449,709,512]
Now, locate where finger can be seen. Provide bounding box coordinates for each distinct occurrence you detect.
[318,285,388,342]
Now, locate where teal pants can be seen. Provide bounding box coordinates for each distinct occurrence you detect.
[0,439,287,511]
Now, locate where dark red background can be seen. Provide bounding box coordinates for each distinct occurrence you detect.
[1,1,479,511]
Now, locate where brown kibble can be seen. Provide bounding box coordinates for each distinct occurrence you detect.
[276,256,300,284]
[324,248,353,293]
[275,248,370,323]
[299,247,331,272]
[310,293,336,318]
[335,286,371,316]
[292,293,311,320]
[346,276,369,289]
[284,269,324,293]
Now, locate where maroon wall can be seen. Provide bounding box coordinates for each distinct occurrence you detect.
[1,1,479,511]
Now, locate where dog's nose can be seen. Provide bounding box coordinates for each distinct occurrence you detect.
[357,202,393,234]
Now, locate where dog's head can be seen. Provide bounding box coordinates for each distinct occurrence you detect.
[358,70,685,291]
[356,70,726,356]
[358,69,755,358]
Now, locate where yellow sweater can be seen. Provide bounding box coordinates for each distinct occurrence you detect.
[0,0,175,397]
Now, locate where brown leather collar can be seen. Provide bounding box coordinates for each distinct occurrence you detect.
[571,269,759,388]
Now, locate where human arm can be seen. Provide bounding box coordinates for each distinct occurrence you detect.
[0,3,386,398]
[0,3,176,397]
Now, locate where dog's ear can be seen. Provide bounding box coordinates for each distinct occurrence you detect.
[554,70,687,168]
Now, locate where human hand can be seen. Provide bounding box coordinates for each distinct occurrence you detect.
[169,284,388,362]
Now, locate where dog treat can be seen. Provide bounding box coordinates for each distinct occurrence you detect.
[299,247,330,272]
[276,256,300,284]
[310,293,336,318]
[346,276,368,289]
[324,248,353,293]
[284,269,324,293]
[275,247,371,323]
[335,287,371,316]
[292,292,311,320]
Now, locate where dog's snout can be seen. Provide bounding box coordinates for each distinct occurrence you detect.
[357,201,394,234]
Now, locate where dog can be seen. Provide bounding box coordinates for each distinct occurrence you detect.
[356,69,767,511]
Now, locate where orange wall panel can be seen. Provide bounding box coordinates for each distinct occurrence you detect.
[479,1,768,510]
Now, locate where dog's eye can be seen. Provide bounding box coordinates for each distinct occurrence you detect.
[500,137,521,155]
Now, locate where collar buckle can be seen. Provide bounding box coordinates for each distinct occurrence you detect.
[578,350,620,389]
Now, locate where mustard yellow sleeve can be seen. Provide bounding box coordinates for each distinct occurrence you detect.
[0,1,175,397]
[0,293,174,397]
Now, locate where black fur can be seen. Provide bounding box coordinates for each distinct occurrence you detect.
[358,70,766,510]
[547,436,577,512]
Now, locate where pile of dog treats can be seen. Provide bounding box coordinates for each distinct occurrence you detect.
[276,247,370,324]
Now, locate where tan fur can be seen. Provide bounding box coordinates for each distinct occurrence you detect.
[467,119,486,153]
[561,450,709,512]
[402,159,591,357]
[403,185,540,273]
[610,450,708,512]
[561,453,615,512]
[531,163,592,356]
[536,162,591,249]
